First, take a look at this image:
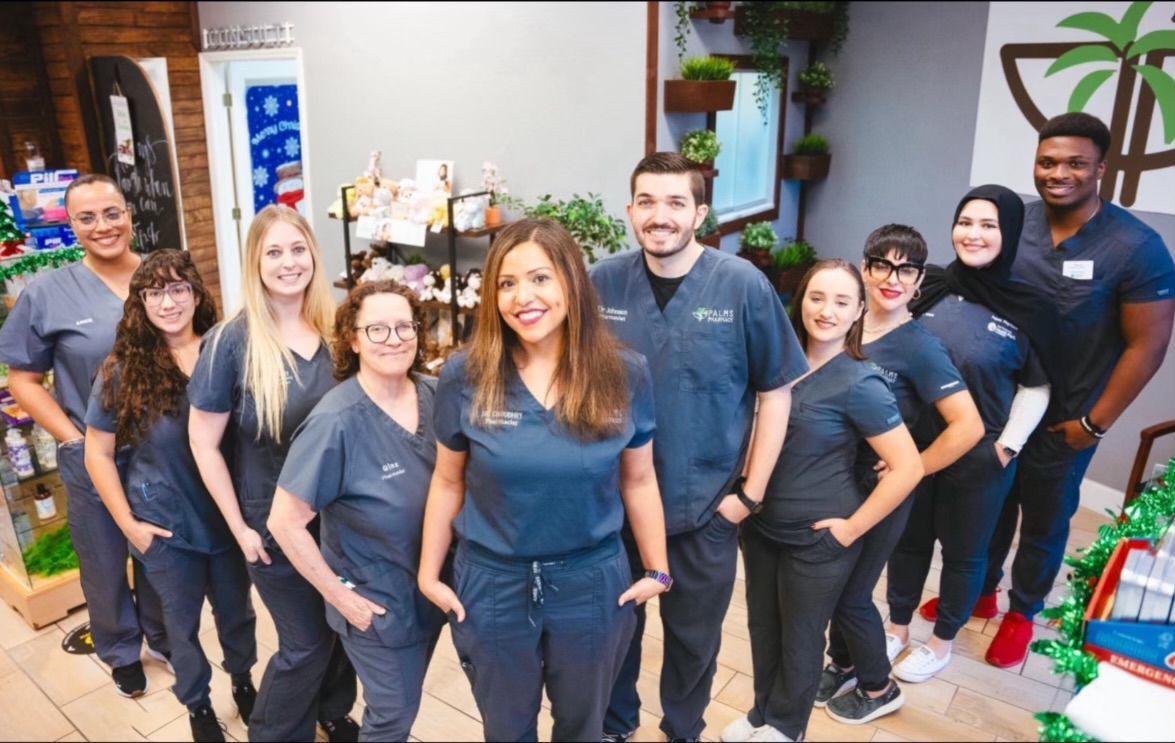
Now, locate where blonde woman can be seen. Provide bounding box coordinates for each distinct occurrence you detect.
[188,205,358,742]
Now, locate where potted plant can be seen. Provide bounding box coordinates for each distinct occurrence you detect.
[738,221,778,277]
[782,134,831,181]
[695,210,721,248]
[525,192,628,264]
[773,238,816,296]
[481,161,508,227]
[665,56,737,113]
[680,129,722,175]
[793,61,834,105]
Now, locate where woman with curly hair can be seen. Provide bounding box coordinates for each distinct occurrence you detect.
[84,250,256,743]
[268,281,445,742]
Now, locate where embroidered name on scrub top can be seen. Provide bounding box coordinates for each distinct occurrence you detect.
[381,462,405,479]
[600,306,629,323]
[484,410,523,427]
[75,317,94,326]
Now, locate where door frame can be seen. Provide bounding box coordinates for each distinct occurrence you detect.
[198,47,313,315]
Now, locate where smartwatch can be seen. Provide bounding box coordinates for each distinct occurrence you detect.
[644,569,674,592]
[733,476,764,515]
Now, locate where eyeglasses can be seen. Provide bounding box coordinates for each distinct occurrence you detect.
[70,207,129,229]
[355,322,420,344]
[865,257,925,286]
[140,282,193,307]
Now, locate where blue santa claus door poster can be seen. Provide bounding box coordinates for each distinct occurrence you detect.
[246,84,305,216]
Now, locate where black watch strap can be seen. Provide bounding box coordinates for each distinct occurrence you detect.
[734,476,763,515]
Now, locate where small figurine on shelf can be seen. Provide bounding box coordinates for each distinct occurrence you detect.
[365,150,383,185]
[349,176,376,219]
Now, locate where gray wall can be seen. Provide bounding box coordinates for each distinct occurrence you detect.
[803,1,1175,488]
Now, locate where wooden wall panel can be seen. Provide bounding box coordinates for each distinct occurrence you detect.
[0,2,63,179]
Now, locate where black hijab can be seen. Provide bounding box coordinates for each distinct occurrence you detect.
[912,184,1065,391]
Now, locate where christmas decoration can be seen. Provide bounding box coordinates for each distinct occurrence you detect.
[1031,458,1175,741]
[0,247,84,283]
[0,196,29,258]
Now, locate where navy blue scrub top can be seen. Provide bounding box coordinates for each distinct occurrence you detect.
[434,350,656,560]
[1013,200,1175,421]
[917,294,1048,443]
[187,315,336,536]
[86,365,234,555]
[279,374,443,647]
[0,262,127,432]
[752,353,902,547]
[590,248,807,535]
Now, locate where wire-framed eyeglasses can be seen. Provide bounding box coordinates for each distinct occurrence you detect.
[355,322,420,344]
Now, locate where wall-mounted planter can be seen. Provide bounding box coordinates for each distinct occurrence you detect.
[698,232,722,249]
[775,262,815,297]
[782,153,831,181]
[664,80,736,113]
[733,7,835,42]
[690,1,736,23]
[790,88,829,106]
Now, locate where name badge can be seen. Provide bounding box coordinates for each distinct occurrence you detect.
[1062,260,1094,280]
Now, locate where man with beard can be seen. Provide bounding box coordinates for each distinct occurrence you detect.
[591,152,807,742]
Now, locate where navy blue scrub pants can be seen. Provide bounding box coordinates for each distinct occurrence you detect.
[136,540,256,710]
[826,494,915,692]
[743,526,861,741]
[246,548,357,742]
[58,442,168,669]
[887,438,1017,639]
[450,536,636,743]
[606,512,739,741]
[336,625,440,742]
[982,429,1096,618]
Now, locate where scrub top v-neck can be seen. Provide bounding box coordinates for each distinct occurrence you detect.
[590,248,806,535]
[434,350,656,559]
[0,261,129,432]
[187,314,337,536]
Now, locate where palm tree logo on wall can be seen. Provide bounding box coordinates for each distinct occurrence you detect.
[1001,1,1175,206]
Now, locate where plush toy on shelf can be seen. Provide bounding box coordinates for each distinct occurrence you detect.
[452,189,488,232]
[457,268,482,309]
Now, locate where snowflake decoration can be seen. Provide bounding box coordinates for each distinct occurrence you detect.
[253,167,269,188]
[263,95,279,117]
[262,149,270,159]
[283,137,300,159]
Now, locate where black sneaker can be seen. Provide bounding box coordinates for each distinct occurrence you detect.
[112,661,149,698]
[188,705,227,743]
[825,681,905,725]
[602,734,630,743]
[320,715,360,742]
[231,674,257,726]
[813,662,858,708]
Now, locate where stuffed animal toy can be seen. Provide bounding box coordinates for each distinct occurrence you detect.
[403,263,431,296]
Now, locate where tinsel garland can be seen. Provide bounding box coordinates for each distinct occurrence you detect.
[0,247,85,282]
[1031,458,1175,742]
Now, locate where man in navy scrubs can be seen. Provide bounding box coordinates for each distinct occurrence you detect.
[984,113,1175,667]
[592,152,808,742]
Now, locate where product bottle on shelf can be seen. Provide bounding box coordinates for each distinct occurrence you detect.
[0,457,18,504]
[34,484,56,520]
[31,425,56,471]
[24,141,45,172]
[5,428,35,478]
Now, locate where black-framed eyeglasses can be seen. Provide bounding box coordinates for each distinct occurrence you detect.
[355,322,420,344]
[140,282,193,307]
[865,257,925,286]
[70,207,129,228]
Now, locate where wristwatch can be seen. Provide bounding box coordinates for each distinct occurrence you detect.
[1079,415,1107,439]
[733,476,764,515]
[644,569,674,592]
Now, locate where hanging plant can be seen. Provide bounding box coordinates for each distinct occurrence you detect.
[743,2,790,122]
[674,1,696,63]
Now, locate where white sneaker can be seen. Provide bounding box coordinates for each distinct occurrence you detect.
[885,632,909,663]
[721,714,764,741]
[747,724,794,742]
[143,647,175,675]
[893,644,952,683]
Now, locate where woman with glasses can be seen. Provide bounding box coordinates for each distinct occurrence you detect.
[268,281,444,742]
[817,226,984,725]
[84,250,256,742]
[188,205,359,742]
[0,174,170,698]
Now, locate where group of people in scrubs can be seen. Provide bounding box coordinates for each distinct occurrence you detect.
[0,110,1170,743]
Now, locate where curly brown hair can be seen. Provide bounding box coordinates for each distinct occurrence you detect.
[331,280,426,380]
[99,250,219,446]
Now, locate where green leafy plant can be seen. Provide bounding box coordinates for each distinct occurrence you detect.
[681,55,736,81]
[695,211,720,238]
[674,1,699,63]
[23,526,79,577]
[740,221,778,252]
[793,134,830,155]
[680,129,722,164]
[798,61,835,90]
[774,239,816,269]
[524,193,628,264]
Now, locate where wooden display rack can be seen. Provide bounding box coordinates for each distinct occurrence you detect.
[0,565,84,629]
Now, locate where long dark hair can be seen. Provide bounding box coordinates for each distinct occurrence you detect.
[99,250,218,446]
[788,259,867,361]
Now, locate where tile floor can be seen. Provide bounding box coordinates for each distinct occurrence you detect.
[0,507,1110,742]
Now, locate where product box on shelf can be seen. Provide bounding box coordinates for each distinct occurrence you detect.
[10,170,79,229]
[1084,537,1175,690]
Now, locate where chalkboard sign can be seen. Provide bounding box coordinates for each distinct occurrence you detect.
[89,56,185,253]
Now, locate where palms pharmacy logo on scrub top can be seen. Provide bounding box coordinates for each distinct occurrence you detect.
[692,307,735,324]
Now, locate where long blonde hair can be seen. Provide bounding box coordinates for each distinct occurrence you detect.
[468,218,628,440]
[219,205,335,441]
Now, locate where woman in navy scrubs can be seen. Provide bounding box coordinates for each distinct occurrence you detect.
[724,260,923,743]
[85,250,256,742]
[188,205,358,742]
[268,281,444,742]
[886,186,1050,682]
[0,174,167,697]
[418,218,670,742]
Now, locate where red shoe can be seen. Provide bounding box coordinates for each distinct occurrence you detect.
[985,611,1034,668]
[918,590,1000,621]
